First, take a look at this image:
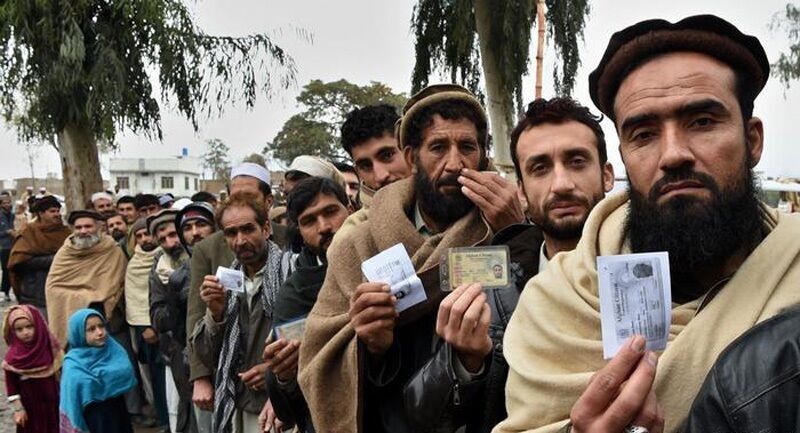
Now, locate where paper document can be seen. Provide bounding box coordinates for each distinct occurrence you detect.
[275,317,307,342]
[215,266,245,293]
[361,243,427,313]
[598,252,671,359]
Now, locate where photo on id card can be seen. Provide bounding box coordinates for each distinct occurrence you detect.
[598,252,671,359]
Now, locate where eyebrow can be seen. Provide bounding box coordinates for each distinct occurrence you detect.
[620,98,729,134]
[524,154,552,172]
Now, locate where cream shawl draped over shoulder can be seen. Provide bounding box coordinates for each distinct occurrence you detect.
[495,192,800,433]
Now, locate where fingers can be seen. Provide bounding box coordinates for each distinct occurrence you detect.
[573,336,648,418]
[605,352,658,430]
[630,387,663,432]
[458,290,487,333]
[263,339,289,363]
[351,282,391,302]
[437,284,482,336]
[350,289,395,316]
[273,342,301,377]
[436,284,468,335]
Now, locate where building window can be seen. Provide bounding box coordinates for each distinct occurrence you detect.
[194,178,198,190]
[117,177,129,190]
[161,176,174,189]
[185,176,190,189]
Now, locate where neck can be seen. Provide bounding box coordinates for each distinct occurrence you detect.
[692,244,754,295]
[243,250,268,278]
[543,234,579,259]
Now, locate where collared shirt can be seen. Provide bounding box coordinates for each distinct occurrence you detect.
[243,266,266,308]
[413,202,433,238]
[539,242,550,273]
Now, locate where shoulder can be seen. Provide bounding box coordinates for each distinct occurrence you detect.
[194,231,224,252]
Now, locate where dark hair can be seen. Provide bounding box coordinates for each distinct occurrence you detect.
[191,191,217,204]
[225,178,272,198]
[116,196,135,206]
[133,193,159,210]
[103,210,122,220]
[216,192,269,229]
[332,161,357,176]
[286,177,349,225]
[510,97,607,180]
[341,104,400,156]
[405,99,488,151]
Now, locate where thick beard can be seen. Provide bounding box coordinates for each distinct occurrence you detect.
[533,190,605,241]
[110,229,126,241]
[141,242,158,252]
[414,163,475,230]
[625,159,763,302]
[165,245,185,261]
[73,233,101,250]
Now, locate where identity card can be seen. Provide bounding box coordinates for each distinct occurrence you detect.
[275,317,307,342]
[597,252,671,359]
[361,243,427,313]
[215,266,245,293]
[440,246,510,291]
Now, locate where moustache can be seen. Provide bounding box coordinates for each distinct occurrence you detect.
[319,232,335,246]
[435,175,461,190]
[546,193,590,212]
[649,168,720,202]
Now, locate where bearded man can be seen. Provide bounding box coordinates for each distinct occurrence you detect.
[495,15,800,433]
[8,196,71,316]
[45,210,127,346]
[298,84,523,433]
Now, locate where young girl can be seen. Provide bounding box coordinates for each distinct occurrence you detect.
[3,305,62,433]
[59,309,137,433]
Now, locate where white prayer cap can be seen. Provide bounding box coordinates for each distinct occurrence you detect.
[286,155,346,189]
[230,162,270,184]
[91,191,113,203]
[172,198,192,210]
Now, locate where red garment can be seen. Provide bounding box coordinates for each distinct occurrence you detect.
[2,305,61,378]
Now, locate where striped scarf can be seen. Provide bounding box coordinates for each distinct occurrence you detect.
[213,240,284,433]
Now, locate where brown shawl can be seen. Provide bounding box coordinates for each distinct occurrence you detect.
[494,193,800,433]
[298,177,492,433]
[7,221,71,290]
[45,234,127,346]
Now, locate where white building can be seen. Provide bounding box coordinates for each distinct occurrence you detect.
[109,156,202,197]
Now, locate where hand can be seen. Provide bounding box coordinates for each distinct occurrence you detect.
[13,410,27,427]
[570,335,663,433]
[239,362,269,391]
[436,283,492,373]
[258,399,286,433]
[263,338,301,382]
[200,275,226,321]
[142,327,159,344]
[349,282,398,357]
[192,377,214,411]
[459,169,525,232]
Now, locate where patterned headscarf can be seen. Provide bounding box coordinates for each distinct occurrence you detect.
[2,305,62,379]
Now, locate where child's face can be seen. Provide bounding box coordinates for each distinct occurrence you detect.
[13,318,35,344]
[84,316,107,347]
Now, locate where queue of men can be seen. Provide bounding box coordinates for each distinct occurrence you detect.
[0,13,797,433]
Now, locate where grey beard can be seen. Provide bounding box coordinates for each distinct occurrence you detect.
[73,233,101,250]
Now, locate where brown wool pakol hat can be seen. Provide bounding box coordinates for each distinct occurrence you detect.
[67,209,105,225]
[396,83,487,149]
[588,14,770,120]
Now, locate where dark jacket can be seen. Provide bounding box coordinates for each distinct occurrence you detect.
[682,307,800,433]
[268,246,327,433]
[14,253,55,308]
[0,209,13,250]
[403,223,543,433]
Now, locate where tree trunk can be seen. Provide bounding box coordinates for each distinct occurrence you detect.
[535,0,546,99]
[474,0,515,174]
[57,123,104,212]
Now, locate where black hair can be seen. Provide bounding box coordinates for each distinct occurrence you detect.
[510,97,607,180]
[405,99,488,151]
[116,196,135,205]
[133,193,159,209]
[225,178,272,198]
[332,161,357,176]
[286,177,349,225]
[341,104,399,156]
[191,191,217,204]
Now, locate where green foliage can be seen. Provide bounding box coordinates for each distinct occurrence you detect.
[242,153,267,167]
[410,0,590,106]
[202,138,231,181]
[772,3,800,87]
[0,0,297,145]
[265,79,406,164]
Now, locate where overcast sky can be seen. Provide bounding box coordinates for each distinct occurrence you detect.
[1,0,798,182]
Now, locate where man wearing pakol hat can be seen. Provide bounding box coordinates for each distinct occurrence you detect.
[91,191,115,213]
[150,202,216,433]
[45,210,127,347]
[283,155,347,195]
[7,195,70,317]
[495,15,800,433]
[298,84,524,433]
[186,162,288,420]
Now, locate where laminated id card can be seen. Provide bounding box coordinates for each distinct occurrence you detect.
[440,245,510,292]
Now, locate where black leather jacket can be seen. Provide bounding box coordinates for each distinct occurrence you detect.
[683,307,800,433]
[403,224,543,433]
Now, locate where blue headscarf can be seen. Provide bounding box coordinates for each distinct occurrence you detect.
[59,309,137,433]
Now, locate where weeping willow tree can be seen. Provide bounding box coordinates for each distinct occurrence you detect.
[411,0,590,169]
[0,0,297,210]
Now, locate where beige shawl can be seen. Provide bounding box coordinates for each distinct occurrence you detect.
[45,234,127,346]
[494,192,800,433]
[298,177,492,433]
[124,245,160,326]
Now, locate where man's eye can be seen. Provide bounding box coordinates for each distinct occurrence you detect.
[692,117,715,128]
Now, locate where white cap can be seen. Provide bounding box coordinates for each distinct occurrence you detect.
[230,162,270,184]
[172,198,192,210]
[91,192,113,203]
[286,155,346,189]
